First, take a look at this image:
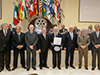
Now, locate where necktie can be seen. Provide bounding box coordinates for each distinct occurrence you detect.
[83,35,85,39]
[4,31,6,36]
[44,35,46,39]
[18,35,20,42]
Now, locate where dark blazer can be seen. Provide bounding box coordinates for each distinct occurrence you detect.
[59,29,68,33]
[38,34,50,52]
[63,32,77,50]
[91,31,100,50]
[73,29,80,34]
[51,33,62,51]
[0,30,12,51]
[11,32,25,49]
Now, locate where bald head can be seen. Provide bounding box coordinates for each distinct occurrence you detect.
[42,28,47,34]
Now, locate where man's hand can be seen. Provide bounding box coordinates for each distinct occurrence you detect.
[63,32,65,34]
[48,49,50,51]
[38,49,41,53]
[75,48,77,50]
[95,45,99,49]
[64,48,66,50]
[30,45,33,49]
[51,43,54,46]
[17,45,23,49]
[81,46,86,49]
[60,46,62,50]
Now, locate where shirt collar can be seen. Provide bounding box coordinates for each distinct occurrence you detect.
[17,33,21,35]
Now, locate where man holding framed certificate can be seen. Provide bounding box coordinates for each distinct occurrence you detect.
[51,27,62,70]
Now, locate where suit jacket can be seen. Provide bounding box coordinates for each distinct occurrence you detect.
[51,33,62,52]
[11,32,25,50]
[91,31,100,50]
[25,31,38,48]
[38,33,50,52]
[0,30,12,51]
[63,32,77,50]
[59,29,68,33]
[77,34,90,51]
[8,28,16,33]
[73,29,80,34]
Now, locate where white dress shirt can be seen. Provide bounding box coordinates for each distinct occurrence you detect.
[69,32,73,40]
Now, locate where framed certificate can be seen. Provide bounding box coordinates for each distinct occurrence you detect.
[53,37,62,45]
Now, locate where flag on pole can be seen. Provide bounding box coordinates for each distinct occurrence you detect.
[13,5,18,26]
[29,0,33,17]
[35,0,39,16]
[54,0,59,21]
[42,0,45,17]
[49,0,53,16]
[39,0,42,14]
[19,1,23,20]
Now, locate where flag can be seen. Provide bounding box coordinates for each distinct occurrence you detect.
[42,0,45,17]
[49,0,53,16]
[54,0,59,21]
[33,0,36,15]
[13,5,18,26]
[19,1,23,20]
[25,0,28,12]
[35,0,39,16]
[58,2,61,24]
[22,0,26,19]
[46,0,51,19]
[29,0,33,17]
[39,0,42,14]
[52,0,55,17]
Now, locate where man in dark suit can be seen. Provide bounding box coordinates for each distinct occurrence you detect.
[51,27,62,70]
[59,25,68,34]
[11,26,26,70]
[73,26,80,34]
[63,26,77,69]
[91,24,100,70]
[25,24,38,71]
[8,24,16,33]
[0,23,12,72]
[38,28,50,69]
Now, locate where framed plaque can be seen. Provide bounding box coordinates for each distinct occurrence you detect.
[0,0,2,19]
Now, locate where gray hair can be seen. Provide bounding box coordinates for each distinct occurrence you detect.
[15,26,21,29]
[94,24,99,28]
[69,26,73,29]
[54,26,58,29]
[81,28,86,32]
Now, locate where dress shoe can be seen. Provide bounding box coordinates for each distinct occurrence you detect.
[22,66,26,69]
[53,66,56,69]
[32,67,36,70]
[7,68,11,71]
[70,65,75,69]
[91,67,95,70]
[78,67,81,69]
[58,67,61,70]
[27,68,30,71]
[44,66,49,68]
[40,67,42,69]
[12,67,17,71]
[98,68,100,70]
[85,67,88,70]
[0,68,3,72]
[65,66,68,69]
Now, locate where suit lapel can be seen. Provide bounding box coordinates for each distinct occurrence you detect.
[68,32,71,40]
[94,32,98,39]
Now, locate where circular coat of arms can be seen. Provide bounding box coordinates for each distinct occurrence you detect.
[34,18,47,34]
[29,17,53,34]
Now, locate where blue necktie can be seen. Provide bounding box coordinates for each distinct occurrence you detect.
[18,35,20,42]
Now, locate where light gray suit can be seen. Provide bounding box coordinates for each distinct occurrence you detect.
[25,31,38,69]
[77,34,90,67]
[91,31,100,68]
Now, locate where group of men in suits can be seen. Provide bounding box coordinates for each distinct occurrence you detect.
[0,23,100,72]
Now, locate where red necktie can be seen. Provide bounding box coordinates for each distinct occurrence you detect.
[4,31,6,36]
